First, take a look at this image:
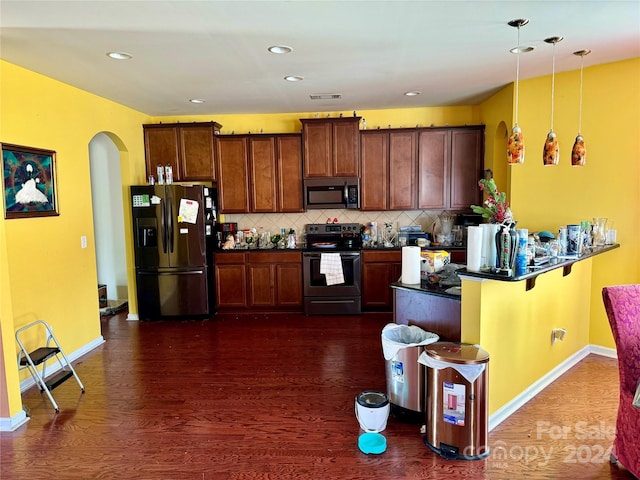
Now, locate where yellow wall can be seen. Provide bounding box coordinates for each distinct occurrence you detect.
[152,105,481,135]
[0,60,150,418]
[461,260,593,414]
[480,58,640,349]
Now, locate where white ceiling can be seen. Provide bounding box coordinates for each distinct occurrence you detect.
[1,1,639,117]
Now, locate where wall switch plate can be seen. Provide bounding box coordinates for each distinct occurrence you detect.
[81,235,87,249]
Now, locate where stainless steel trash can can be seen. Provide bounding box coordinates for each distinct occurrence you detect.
[382,324,439,423]
[423,342,490,460]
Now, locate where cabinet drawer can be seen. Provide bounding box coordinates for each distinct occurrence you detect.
[362,250,401,263]
[248,251,301,264]
[214,252,246,264]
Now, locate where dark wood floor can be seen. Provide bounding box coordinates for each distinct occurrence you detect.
[1,310,635,480]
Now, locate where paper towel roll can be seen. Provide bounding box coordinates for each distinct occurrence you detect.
[466,226,483,272]
[480,223,499,269]
[401,246,421,284]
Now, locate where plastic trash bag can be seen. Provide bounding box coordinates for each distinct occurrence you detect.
[381,323,439,360]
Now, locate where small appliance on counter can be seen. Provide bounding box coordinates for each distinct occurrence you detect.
[399,225,431,247]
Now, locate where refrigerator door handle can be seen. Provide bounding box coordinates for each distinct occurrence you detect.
[161,199,168,254]
[168,199,174,253]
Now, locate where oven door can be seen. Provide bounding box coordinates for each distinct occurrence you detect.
[303,251,361,297]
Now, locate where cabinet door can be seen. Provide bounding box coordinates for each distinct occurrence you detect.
[215,136,250,213]
[302,121,332,177]
[249,137,277,213]
[248,264,276,307]
[276,135,303,212]
[144,126,181,180]
[361,131,388,211]
[179,125,216,181]
[332,119,360,177]
[418,129,450,209]
[450,128,484,209]
[388,131,417,210]
[215,264,247,308]
[275,263,302,306]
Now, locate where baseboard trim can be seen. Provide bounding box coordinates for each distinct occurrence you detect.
[0,409,30,431]
[127,313,139,321]
[488,345,591,432]
[589,344,617,359]
[19,336,105,393]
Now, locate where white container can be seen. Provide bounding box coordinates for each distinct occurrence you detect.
[355,391,390,432]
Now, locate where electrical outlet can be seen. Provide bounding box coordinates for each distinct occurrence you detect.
[551,328,567,344]
[81,235,87,249]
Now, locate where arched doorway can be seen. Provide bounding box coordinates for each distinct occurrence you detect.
[88,133,128,311]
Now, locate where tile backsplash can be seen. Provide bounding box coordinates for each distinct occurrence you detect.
[225,209,459,241]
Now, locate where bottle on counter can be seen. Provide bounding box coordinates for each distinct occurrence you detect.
[156,164,165,184]
[165,164,173,184]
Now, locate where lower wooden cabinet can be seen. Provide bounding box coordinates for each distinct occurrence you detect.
[362,250,402,311]
[215,251,302,311]
[248,252,302,309]
[214,252,247,309]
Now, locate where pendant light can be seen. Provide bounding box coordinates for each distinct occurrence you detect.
[572,49,591,166]
[507,19,533,165]
[543,36,563,166]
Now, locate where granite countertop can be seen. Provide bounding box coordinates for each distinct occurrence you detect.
[391,279,462,299]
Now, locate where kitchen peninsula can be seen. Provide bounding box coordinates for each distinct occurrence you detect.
[391,243,620,429]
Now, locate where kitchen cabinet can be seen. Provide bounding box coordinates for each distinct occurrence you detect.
[362,250,402,310]
[249,135,303,213]
[247,251,302,309]
[361,130,417,211]
[360,126,483,211]
[418,126,484,209]
[450,127,484,209]
[217,134,303,214]
[214,252,247,309]
[301,117,360,178]
[215,136,250,213]
[143,122,221,182]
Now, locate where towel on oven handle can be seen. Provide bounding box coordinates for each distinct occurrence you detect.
[320,253,344,286]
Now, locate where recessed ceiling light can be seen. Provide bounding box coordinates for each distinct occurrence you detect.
[404,91,421,97]
[106,51,133,60]
[310,94,342,100]
[284,75,304,82]
[268,45,292,54]
[189,99,206,104]
[510,46,535,54]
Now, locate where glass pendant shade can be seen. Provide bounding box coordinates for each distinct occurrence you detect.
[508,124,525,164]
[543,36,563,166]
[571,134,586,166]
[572,49,591,166]
[543,130,559,165]
[507,19,531,165]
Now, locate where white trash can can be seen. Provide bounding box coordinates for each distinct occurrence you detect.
[355,390,390,433]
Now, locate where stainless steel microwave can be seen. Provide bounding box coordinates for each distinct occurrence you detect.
[304,177,360,210]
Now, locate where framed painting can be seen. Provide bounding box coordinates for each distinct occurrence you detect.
[2,143,59,219]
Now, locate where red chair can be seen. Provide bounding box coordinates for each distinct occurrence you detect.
[602,284,640,478]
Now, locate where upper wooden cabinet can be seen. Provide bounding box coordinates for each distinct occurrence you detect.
[215,136,250,213]
[301,117,360,178]
[361,125,484,211]
[215,134,303,214]
[143,122,221,182]
[361,129,417,211]
[449,127,484,209]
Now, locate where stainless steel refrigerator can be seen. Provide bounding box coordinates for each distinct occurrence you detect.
[131,184,215,319]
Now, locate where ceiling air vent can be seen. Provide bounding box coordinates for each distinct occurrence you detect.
[310,94,342,100]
